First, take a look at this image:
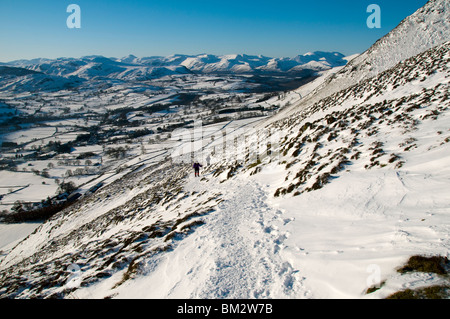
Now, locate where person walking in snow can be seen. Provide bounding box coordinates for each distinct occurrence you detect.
[193,162,202,177]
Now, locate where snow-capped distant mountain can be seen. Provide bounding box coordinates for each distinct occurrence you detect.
[0,65,84,93]
[130,52,348,74]
[20,56,192,81]
[0,51,349,93]
[2,51,349,84]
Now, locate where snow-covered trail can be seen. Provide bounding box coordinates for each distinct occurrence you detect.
[108,172,310,299]
[191,177,308,299]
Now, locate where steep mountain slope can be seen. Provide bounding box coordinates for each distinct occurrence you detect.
[263,42,450,198]
[271,0,450,123]
[253,40,450,298]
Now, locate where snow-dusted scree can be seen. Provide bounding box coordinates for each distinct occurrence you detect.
[0,0,449,299]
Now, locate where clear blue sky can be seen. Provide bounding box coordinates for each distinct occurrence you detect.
[0,0,429,62]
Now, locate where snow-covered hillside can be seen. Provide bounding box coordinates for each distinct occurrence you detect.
[0,66,85,93]
[0,0,449,300]
[272,0,450,123]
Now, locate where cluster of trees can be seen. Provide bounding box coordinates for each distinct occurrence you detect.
[64,166,98,177]
[0,181,79,223]
[105,146,128,159]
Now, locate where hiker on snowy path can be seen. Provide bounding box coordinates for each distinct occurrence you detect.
[193,162,202,177]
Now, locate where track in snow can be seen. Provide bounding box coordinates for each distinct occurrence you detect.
[182,175,310,299]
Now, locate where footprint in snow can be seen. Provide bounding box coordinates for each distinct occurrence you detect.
[263,225,279,235]
[283,218,295,225]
